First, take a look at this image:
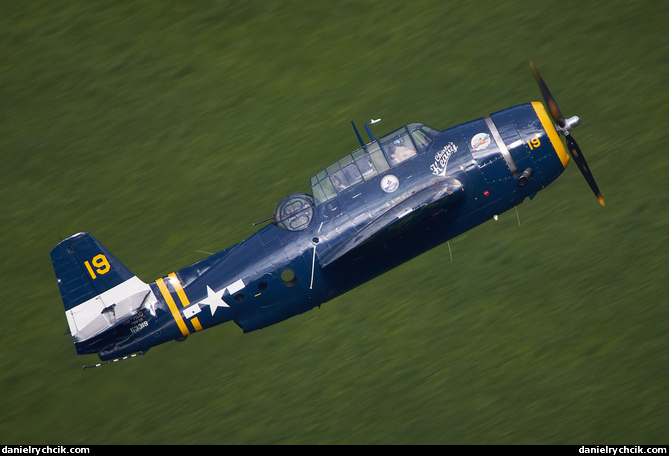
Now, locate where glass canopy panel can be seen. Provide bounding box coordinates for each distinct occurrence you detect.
[380,127,417,166]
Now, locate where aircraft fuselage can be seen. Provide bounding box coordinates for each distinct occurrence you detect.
[89,102,570,361]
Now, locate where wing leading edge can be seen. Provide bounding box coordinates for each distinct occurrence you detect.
[321,178,465,268]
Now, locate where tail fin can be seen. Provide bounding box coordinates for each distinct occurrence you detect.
[50,232,156,347]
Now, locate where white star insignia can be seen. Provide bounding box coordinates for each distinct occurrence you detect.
[198,285,230,316]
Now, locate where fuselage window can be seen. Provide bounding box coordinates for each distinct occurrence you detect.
[366,142,390,175]
[352,148,377,180]
[281,269,297,287]
[340,157,363,187]
[381,127,417,166]
[309,133,398,205]
[407,123,440,153]
[315,147,385,197]
[421,125,440,138]
[311,170,337,204]
[326,161,350,191]
[330,168,349,191]
[411,129,432,151]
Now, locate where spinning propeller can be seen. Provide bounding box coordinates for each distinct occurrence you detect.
[530,60,605,207]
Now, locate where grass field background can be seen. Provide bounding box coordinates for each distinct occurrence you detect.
[1,0,668,444]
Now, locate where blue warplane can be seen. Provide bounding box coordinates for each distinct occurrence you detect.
[51,61,603,368]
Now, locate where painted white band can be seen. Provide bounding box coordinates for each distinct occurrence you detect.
[65,276,153,342]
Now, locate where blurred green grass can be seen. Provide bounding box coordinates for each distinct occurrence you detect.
[1,0,668,444]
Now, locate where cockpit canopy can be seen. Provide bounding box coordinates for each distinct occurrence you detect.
[310,123,439,204]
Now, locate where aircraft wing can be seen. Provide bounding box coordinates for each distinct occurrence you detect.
[321,178,465,267]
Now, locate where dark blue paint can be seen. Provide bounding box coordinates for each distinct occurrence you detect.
[51,102,570,362]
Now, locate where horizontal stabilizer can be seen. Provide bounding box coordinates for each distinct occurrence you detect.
[65,278,153,343]
[50,232,157,343]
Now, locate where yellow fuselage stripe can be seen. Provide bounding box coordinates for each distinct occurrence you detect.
[532,101,570,169]
[169,273,191,307]
[168,272,203,332]
[156,277,190,337]
[191,317,203,332]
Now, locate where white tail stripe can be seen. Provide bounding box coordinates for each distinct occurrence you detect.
[65,276,154,342]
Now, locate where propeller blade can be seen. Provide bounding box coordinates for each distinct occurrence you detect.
[530,60,604,207]
[566,135,605,207]
[529,60,565,128]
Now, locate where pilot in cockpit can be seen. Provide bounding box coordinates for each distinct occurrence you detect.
[390,135,417,165]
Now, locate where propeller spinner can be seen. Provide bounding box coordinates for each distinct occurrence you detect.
[530,60,605,207]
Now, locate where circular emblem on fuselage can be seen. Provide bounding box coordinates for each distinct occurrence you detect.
[471,132,491,151]
[381,174,400,193]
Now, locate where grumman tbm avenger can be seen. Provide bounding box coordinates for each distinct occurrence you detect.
[51,61,604,368]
